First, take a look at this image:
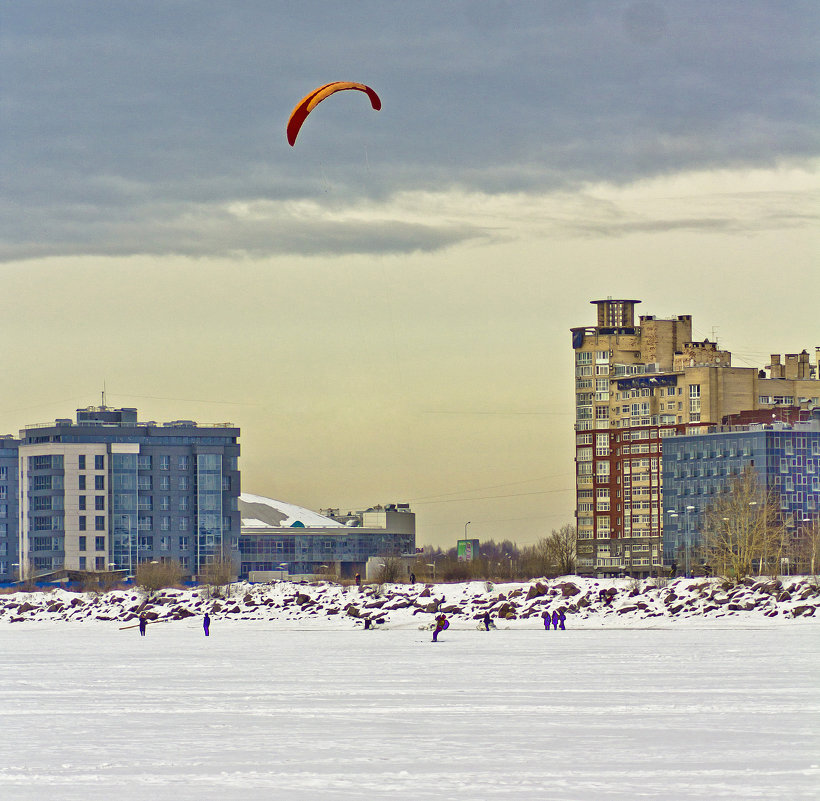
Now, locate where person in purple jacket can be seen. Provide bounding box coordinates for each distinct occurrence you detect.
[543,611,551,630]
[551,610,559,630]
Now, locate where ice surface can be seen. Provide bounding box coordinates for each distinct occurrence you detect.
[0,620,817,800]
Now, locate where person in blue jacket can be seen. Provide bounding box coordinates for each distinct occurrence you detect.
[559,609,566,630]
[203,612,211,637]
[551,609,559,630]
[543,611,551,630]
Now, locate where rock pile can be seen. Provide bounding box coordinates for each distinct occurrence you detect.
[0,575,817,627]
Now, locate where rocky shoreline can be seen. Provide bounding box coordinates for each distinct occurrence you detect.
[0,575,817,627]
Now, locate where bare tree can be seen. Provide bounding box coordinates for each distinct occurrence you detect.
[136,560,183,598]
[701,467,783,581]
[793,517,820,580]
[547,523,577,576]
[199,556,235,598]
[375,557,404,584]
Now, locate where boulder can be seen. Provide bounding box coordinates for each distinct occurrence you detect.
[526,582,547,601]
[792,605,816,617]
[557,582,580,597]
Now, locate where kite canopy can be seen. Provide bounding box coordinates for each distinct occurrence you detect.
[286,81,381,146]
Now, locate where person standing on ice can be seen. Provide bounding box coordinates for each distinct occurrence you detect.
[139,615,147,636]
[203,613,211,637]
[543,611,551,630]
[559,610,566,630]
[432,613,448,642]
[551,610,559,630]
[482,611,492,631]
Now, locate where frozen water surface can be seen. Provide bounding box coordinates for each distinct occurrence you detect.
[0,621,817,800]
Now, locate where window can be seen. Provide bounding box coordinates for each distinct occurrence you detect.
[95,455,104,471]
[576,352,592,364]
[78,495,86,511]
[138,475,152,491]
[79,556,86,570]
[95,475,105,491]
[159,454,170,470]
[159,536,170,552]
[95,496,105,511]
[179,535,189,551]
[179,496,189,511]
[179,476,189,491]
[178,455,189,470]
[179,516,189,531]
[78,455,86,470]
[96,557,105,571]
[95,536,105,551]
[159,475,170,491]
[95,516,105,531]
[139,535,154,550]
[79,516,86,531]
[78,535,86,551]
[78,475,86,491]
[137,454,152,470]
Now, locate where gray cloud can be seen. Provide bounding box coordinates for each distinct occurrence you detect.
[2,1,818,260]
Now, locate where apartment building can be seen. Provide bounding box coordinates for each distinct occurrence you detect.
[571,299,819,578]
[12,407,240,580]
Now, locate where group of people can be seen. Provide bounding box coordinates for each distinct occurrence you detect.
[136,606,565,640]
[543,609,566,630]
[138,612,210,636]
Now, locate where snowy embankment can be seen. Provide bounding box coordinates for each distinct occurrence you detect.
[1,574,818,628]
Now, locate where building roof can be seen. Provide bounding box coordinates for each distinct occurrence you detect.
[239,493,344,530]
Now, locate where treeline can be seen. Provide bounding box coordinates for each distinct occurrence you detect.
[417,524,576,583]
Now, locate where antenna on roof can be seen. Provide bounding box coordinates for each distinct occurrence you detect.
[101,383,107,409]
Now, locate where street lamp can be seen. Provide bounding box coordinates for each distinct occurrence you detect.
[667,510,679,574]
[685,506,695,578]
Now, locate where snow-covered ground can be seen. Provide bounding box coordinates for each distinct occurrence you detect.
[0,579,818,800]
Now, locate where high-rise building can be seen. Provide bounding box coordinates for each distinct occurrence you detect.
[12,407,240,581]
[571,299,819,578]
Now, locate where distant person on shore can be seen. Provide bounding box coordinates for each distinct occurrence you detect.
[355,572,361,589]
[482,611,493,631]
[559,610,566,630]
[203,613,211,637]
[409,572,416,584]
[543,611,551,630]
[139,615,147,636]
[432,613,448,642]
[551,610,559,630]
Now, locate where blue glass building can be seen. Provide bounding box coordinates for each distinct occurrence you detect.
[662,413,820,574]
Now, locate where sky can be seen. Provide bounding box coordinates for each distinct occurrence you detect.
[1,1,819,547]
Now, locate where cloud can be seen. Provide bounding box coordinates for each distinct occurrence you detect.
[2,1,818,260]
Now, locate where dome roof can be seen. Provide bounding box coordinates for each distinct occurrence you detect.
[239,493,344,530]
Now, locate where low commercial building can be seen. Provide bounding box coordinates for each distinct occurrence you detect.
[238,494,415,579]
